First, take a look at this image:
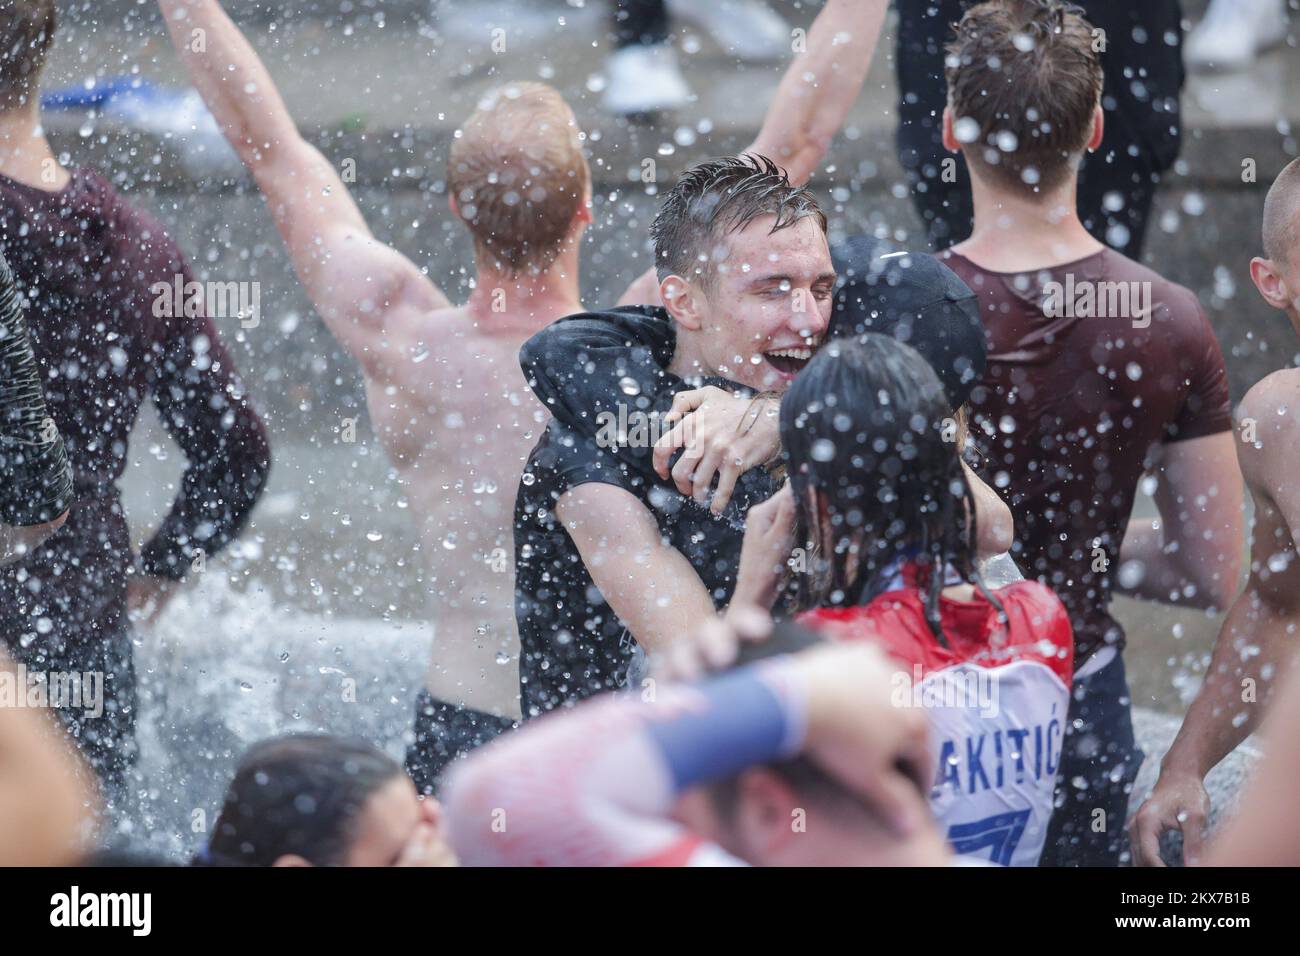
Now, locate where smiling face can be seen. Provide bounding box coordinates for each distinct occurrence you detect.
[664,213,835,392]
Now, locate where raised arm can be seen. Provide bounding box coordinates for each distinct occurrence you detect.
[157,0,447,371]
[743,0,889,188]
[963,462,1015,559]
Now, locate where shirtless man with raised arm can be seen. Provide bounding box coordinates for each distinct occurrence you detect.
[158,0,590,787]
[1130,158,1300,866]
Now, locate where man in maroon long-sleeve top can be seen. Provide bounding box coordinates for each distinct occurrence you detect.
[0,1,270,795]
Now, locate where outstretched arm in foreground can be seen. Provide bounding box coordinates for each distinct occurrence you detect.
[443,639,932,866]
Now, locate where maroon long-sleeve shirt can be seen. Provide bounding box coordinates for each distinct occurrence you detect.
[0,167,270,646]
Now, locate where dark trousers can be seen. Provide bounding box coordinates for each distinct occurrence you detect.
[405,689,517,796]
[3,621,137,798]
[1039,653,1145,866]
[613,0,669,48]
[895,0,1185,258]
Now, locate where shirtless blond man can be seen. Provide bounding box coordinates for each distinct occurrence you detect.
[158,1,589,786]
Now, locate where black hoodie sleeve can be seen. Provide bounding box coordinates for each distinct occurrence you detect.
[518,304,780,519]
[519,306,685,481]
[0,251,72,526]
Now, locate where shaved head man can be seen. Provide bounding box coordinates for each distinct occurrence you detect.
[1131,158,1300,866]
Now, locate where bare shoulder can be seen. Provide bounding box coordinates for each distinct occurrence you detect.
[379,303,534,392]
[1238,369,1300,478]
[1239,370,1300,440]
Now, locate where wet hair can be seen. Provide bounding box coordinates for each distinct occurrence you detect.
[0,0,56,110]
[448,81,590,275]
[780,335,1001,644]
[201,734,405,867]
[945,0,1104,194]
[650,154,827,288]
[1263,157,1300,265]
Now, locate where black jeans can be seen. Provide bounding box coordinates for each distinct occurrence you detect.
[895,0,1185,257]
[1039,653,1145,866]
[405,689,517,796]
[3,620,137,798]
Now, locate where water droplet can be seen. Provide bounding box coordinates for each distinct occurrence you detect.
[811,438,836,462]
[953,116,981,143]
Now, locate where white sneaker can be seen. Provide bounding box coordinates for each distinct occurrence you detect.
[601,43,692,115]
[667,0,791,62]
[1186,0,1288,72]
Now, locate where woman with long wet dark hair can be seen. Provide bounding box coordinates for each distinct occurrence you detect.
[730,335,1074,867]
[783,336,990,631]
